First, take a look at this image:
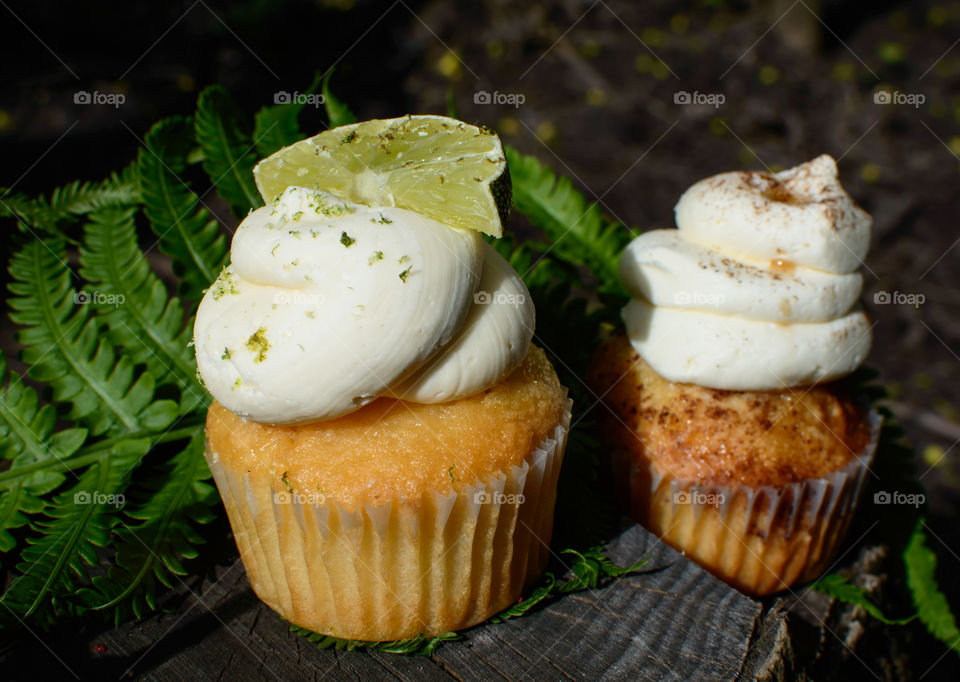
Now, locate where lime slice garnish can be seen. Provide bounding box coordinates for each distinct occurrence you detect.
[253,115,511,236]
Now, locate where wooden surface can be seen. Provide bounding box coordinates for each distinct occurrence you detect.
[1,521,912,681]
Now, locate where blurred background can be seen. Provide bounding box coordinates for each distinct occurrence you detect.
[2,0,959,671]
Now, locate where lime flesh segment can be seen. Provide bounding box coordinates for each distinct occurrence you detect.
[253,115,510,237]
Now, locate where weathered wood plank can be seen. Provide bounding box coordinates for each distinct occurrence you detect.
[0,523,777,680]
[5,521,910,681]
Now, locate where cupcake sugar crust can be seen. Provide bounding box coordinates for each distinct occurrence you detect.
[207,345,565,511]
[591,334,870,488]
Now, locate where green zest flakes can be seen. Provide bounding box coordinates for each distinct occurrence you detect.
[399,267,412,282]
[246,327,271,363]
[340,231,355,247]
[210,269,238,300]
[221,348,231,360]
[321,203,355,217]
[368,250,383,265]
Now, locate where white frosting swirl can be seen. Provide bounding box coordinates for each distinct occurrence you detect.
[194,187,534,424]
[621,155,873,390]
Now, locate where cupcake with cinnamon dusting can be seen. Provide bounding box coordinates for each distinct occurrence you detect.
[590,156,879,596]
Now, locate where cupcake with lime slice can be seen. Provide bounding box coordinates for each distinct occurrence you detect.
[194,116,570,641]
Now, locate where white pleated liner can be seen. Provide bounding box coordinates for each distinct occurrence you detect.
[614,408,881,595]
[206,399,572,641]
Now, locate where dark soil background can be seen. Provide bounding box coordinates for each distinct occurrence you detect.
[2,0,960,678]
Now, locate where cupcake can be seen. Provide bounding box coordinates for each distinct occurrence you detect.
[589,155,879,596]
[194,117,570,640]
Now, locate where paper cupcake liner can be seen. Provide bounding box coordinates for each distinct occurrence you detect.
[205,399,571,641]
[613,408,881,596]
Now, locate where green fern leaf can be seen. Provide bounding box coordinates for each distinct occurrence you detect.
[322,69,356,128]
[1,436,149,622]
[195,85,262,213]
[505,146,635,296]
[812,573,913,625]
[7,239,178,435]
[905,519,960,655]
[79,207,205,413]
[254,74,321,157]
[290,625,460,656]
[1,170,140,234]
[0,353,87,553]
[139,116,229,300]
[82,430,216,620]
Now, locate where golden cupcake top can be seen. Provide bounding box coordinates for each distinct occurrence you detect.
[590,334,871,488]
[205,345,566,512]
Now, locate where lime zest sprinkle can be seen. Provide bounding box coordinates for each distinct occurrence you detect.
[211,269,238,300]
[340,232,355,247]
[246,327,271,363]
[369,250,384,265]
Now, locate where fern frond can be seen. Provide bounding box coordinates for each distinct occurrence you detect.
[79,207,205,413]
[7,239,178,435]
[290,625,459,656]
[905,519,960,655]
[195,85,262,214]
[322,69,357,128]
[1,436,149,623]
[0,353,87,553]
[139,116,229,300]
[812,573,913,625]
[254,74,321,157]
[505,146,635,296]
[82,430,215,621]
[1,170,140,234]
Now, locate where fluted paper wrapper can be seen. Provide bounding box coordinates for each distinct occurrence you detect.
[205,401,571,641]
[613,409,881,597]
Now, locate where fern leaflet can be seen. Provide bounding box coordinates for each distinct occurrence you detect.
[1,436,149,622]
[0,353,87,553]
[905,519,960,653]
[253,73,320,157]
[322,69,357,128]
[505,146,635,296]
[195,85,262,214]
[139,116,228,300]
[79,207,205,413]
[83,430,216,621]
[7,239,178,435]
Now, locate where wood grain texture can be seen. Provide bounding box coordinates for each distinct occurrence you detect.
[0,522,909,681]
